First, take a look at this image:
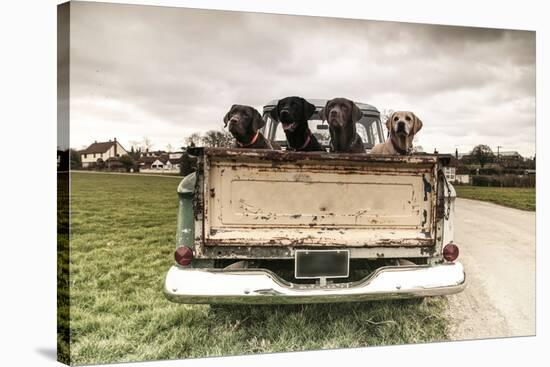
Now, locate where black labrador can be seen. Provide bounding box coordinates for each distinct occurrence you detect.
[320,98,365,153]
[269,96,324,151]
[224,104,279,149]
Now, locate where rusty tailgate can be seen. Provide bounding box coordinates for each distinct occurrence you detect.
[194,148,439,249]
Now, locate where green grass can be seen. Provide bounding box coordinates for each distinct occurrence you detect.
[66,172,450,365]
[455,185,536,211]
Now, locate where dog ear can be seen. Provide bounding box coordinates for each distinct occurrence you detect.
[269,101,279,121]
[412,113,423,135]
[302,98,316,120]
[319,107,326,122]
[251,108,266,131]
[223,104,237,128]
[385,112,394,132]
[351,102,363,123]
[319,100,330,122]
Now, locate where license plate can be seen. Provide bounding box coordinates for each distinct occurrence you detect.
[294,249,350,279]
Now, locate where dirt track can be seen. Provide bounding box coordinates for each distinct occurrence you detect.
[446,198,536,340]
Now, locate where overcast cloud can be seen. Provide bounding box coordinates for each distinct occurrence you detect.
[68,2,536,157]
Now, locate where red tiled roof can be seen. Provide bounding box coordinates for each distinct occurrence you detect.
[80,141,115,154]
[139,154,171,164]
[139,156,158,164]
[80,139,128,155]
[157,154,170,164]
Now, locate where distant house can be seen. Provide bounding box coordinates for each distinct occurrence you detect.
[80,138,129,168]
[455,174,471,184]
[455,152,474,166]
[152,159,165,169]
[139,156,159,169]
[444,166,470,185]
[139,153,179,171]
[441,155,458,182]
[169,152,183,160]
[442,155,470,184]
[443,166,456,182]
[498,151,523,161]
[140,149,169,158]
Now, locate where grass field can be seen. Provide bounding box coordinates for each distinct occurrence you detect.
[66,172,450,365]
[455,185,536,211]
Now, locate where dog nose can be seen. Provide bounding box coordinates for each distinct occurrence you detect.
[397,121,406,130]
[280,110,290,118]
[229,117,239,124]
[330,110,337,116]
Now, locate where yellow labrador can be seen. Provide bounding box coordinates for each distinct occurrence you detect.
[371,111,423,155]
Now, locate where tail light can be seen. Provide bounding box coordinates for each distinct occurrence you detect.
[442,243,459,262]
[175,246,194,266]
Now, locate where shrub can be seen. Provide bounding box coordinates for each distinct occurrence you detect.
[472,174,535,188]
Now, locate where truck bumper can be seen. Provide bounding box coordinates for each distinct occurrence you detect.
[163,262,466,304]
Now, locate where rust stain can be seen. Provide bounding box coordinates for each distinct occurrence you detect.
[190,146,445,165]
[203,236,434,247]
[198,245,436,259]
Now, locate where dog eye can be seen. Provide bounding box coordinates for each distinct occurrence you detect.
[405,116,411,121]
[394,116,399,121]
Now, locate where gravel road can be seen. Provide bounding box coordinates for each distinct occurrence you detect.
[446,198,536,340]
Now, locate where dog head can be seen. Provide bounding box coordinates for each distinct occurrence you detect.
[386,111,423,139]
[269,96,316,133]
[320,98,363,129]
[223,104,265,139]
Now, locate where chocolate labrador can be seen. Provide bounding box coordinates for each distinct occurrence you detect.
[371,111,423,155]
[269,96,324,151]
[320,98,365,153]
[223,104,279,149]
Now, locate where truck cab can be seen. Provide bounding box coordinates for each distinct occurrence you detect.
[261,99,385,151]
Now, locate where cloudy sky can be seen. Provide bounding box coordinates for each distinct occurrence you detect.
[68,2,536,157]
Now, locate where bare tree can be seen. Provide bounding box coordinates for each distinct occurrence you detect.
[142,136,153,151]
[165,143,173,153]
[471,144,495,168]
[381,108,394,138]
[185,133,203,148]
[129,140,141,150]
[202,130,234,148]
[183,130,233,149]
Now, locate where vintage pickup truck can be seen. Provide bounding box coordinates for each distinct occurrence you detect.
[164,99,465,304]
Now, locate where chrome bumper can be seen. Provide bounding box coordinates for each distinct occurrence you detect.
[163,262,466,304]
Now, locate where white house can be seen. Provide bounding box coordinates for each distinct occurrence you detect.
[169,152,183,160]
[498,151,523,161]
[139,153,180,171]
[455,174,471,184]
[150,158,176,170]
[151,159,165,169]
[443,166,456,182]
[80,138,129,168]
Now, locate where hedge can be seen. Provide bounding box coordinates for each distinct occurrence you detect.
[471,174,535,188]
